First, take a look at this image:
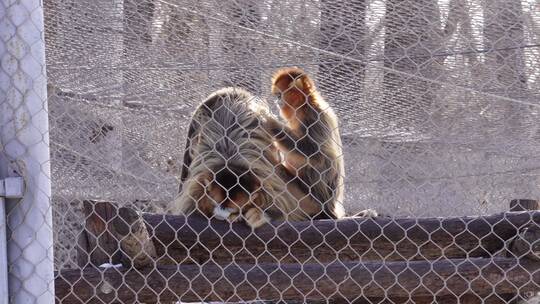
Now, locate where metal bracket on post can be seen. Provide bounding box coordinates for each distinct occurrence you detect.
[0,176,23,304]
[0,177,25,199]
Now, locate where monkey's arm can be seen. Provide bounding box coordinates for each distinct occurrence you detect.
[266,118,319,157]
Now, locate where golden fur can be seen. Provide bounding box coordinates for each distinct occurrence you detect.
[268,67,345,219]
[172,87,317,228]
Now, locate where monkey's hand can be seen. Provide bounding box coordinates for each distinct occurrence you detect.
[355,209,379,218]
[227,212,242,223]
[244,207,270,229]
[213,206,235,221]
[264,117,287,138]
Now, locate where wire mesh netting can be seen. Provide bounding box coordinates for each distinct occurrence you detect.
[1,0,539,303]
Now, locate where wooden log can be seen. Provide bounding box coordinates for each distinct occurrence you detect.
[506,199,540,304]
[54,257,540,303]
[111,206,157,268]
[80,200,157,268]
[509,199,540,261]
[142,209,540,264]
[507,199,540,304]
[510,199,539,212]
[77,228,90,267]
[80,200,540,265]
[331,293,523,304]
[79,201,123,267]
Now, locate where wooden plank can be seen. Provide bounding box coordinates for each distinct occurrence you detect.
[54,257,540,303]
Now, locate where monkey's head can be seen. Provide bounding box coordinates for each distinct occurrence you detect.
[271,67,316,121]
[195,165,262,219]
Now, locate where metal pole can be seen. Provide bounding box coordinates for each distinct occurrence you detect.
[0,196,8,304]
[0,1,55,303]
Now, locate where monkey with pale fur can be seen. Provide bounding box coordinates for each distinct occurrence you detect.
[173,87,322,228]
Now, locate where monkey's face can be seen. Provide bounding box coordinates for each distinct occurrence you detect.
[196,168,261,220]
[272,77,307,106]
[272,76,308,122]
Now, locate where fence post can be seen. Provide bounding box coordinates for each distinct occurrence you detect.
[0,191,8,304]
[0,1,55,303]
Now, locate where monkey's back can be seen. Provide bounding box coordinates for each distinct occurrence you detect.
[192,88,276,165]
[176,87,314,221]
[176,87,301,218]
[298,104,345,219]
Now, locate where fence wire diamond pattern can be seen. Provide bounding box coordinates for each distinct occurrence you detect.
[0,0,539,303]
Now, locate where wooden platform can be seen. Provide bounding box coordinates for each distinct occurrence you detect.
[54,199,540,303]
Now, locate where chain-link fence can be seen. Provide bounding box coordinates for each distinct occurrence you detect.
[1,0,539,303]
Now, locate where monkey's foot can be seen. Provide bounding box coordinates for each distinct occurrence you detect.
[244,208,270,229]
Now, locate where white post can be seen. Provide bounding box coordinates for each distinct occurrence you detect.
[0,196,8,304]
[0,1,55,303]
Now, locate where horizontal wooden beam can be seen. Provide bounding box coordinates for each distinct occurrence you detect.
[142,209,540,264]
[55,257,540,303]
[80,200,540,265]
